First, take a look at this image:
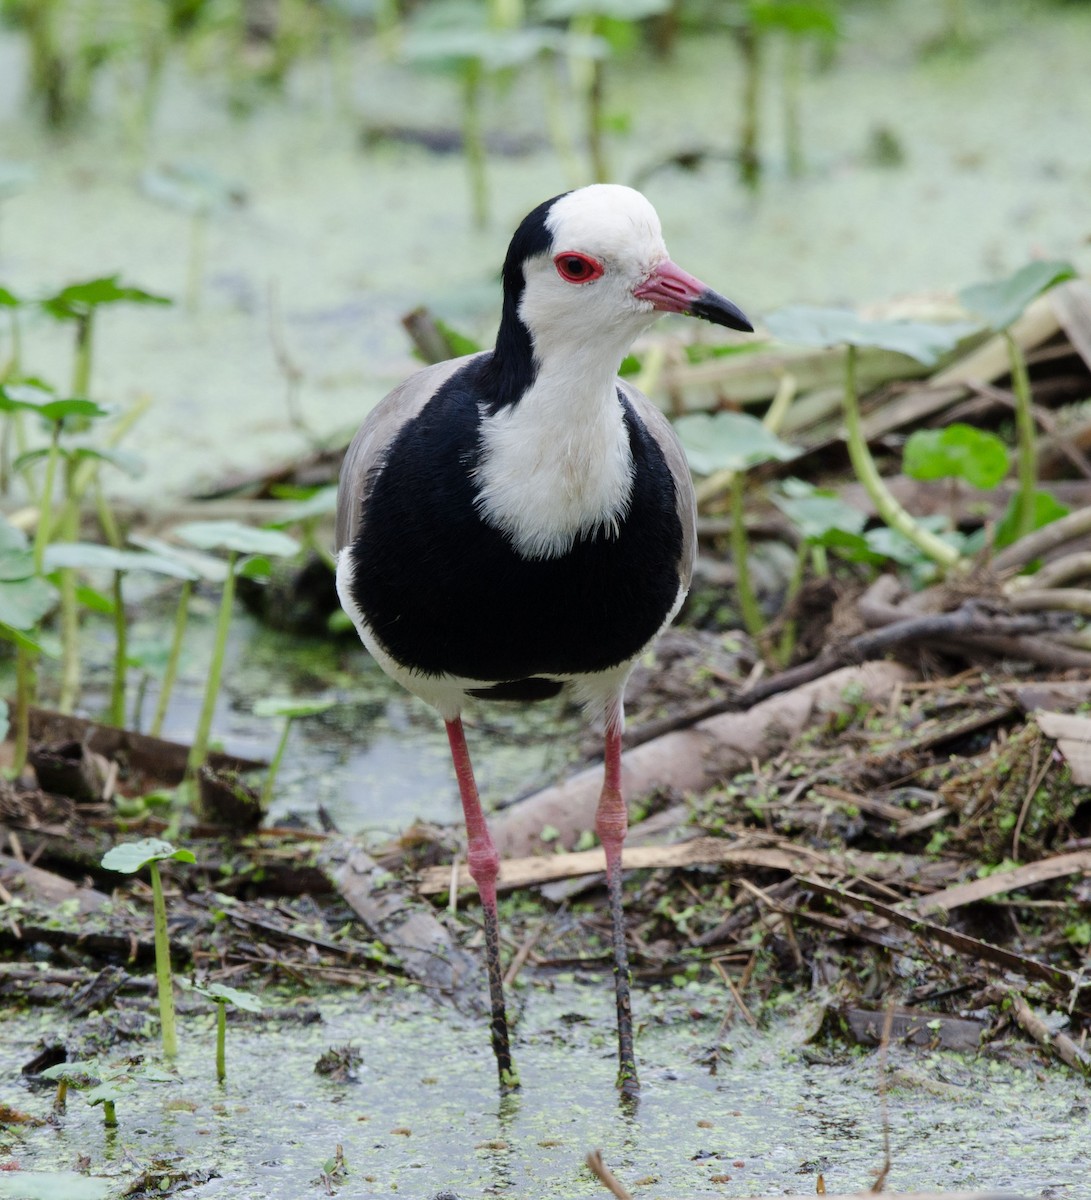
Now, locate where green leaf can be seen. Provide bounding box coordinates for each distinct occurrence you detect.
[0,542,36,582]
[253,696,337,720]
[0,389,110,423]
[267,485,339,526]
[127,533,229,583]
[189,980,264,1011]
[0,621,48,653]
[39,275,171,319]
[140,164,242,217]
[765,305,977,366]
[0,575,58,629]
[100,837,196,873]
[959,260,1076,332]
[86,1081,127,1105]
[903,424,1011,489]
[39,1060,100,1086]
[674,410,799,475]
[994,490,1069,550]
[0,285,20,307]
[865,517,966,566]
[773,480,867,542]
[0,1172,113,1200]
[541,0,670,18]
[44,542,199,579]
[173,520,300,559]
[237,554,272,580]
[72,583,114,616]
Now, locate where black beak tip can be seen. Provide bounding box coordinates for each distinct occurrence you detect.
[692,290,754,333]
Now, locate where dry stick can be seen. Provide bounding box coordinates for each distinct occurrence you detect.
[1007,588,1091,617]
[870,999,896,1193]
[994,503,1091,574]
[712,957,758,1029]
[1007,988,1091,1077]
[1011,742,1051,862]
[585,1150,633,1200]
[1015,550,1091,590]
[626,607,1036,742]
[503,920,546,987]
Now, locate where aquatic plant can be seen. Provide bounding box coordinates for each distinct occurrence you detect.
[100,838,196,1059]
[41,543,199,728]
[958,260,1076,544]
[402,3,557,226]
[171,521,300,779]
[676,409,798,639]
[0,516,58,774]
[541,0,670,182]
[38,276,170,399]
[185,980,263,1082]
[252,696,338,807]
[764,305,979,571]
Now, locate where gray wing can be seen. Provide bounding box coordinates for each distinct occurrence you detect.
[334,353,485,552]
[618,379,697,591]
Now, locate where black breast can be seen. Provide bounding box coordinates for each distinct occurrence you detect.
[345,357,684,681]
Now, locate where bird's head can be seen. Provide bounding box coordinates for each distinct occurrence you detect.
[501,184,752,369]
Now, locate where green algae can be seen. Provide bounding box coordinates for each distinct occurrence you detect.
[1,979,1086,1197]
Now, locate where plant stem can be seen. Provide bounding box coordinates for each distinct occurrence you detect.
[57,459,81,714]
[102,1099,117,1128]
[783,34,803,176]
[775,539,808,667]
[1006,330,1038,543]
[151,578,192,738]
[587,58,608,183]
[261,717,293,809]
[32,428,60,573]
[150,861,179,1058]
[109,570,127,727]
[730,472,764,637]
[12,644,34,777]
[73,313,93,397]
[737,21,762,189]
[187,552,237,776]
[462,60,488,230]
[216,1003,226,1082]
[841,345,960,570]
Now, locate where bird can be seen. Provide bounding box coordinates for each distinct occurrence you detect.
[334,183,752,1094]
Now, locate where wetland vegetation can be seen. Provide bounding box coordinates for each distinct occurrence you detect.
[1,0,1091,1197]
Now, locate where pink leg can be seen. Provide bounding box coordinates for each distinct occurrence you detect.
[446,718,517,1089]
[595,717,639,1094]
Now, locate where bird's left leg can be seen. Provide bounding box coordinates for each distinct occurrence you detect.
[445,717,518,1090]
[595,705,639,1095]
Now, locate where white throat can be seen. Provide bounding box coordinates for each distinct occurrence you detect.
[473,351,634,560]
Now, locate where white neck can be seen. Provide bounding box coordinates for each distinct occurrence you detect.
[473,345,634,560]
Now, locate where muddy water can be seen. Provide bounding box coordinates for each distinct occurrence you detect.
[2,5,1091,1194]
[1,981,1087,1198]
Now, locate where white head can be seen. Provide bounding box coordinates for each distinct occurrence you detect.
[502,184,751,372]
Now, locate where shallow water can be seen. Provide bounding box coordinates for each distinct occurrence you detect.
[1,0,1089,502]
[1,980,1086,1198]
[2,8,1091,1193]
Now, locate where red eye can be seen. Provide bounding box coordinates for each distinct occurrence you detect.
[554,252,604,284]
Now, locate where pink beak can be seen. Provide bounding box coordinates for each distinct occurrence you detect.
[633,259,753,332]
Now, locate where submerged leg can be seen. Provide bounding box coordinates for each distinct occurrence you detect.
[594,716,639,1095]
[445,718,518,1090]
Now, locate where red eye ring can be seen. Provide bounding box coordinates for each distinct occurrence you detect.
[554,252,604,284]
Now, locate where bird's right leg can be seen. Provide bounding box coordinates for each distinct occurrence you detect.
[445,717,518,1090]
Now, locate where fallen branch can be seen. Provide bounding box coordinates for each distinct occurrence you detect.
[489,662,913,858]
[907,850,1091,916]
[317,837,482,1010]
[803,879,1084,999]
[1006,988,1091,1077]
